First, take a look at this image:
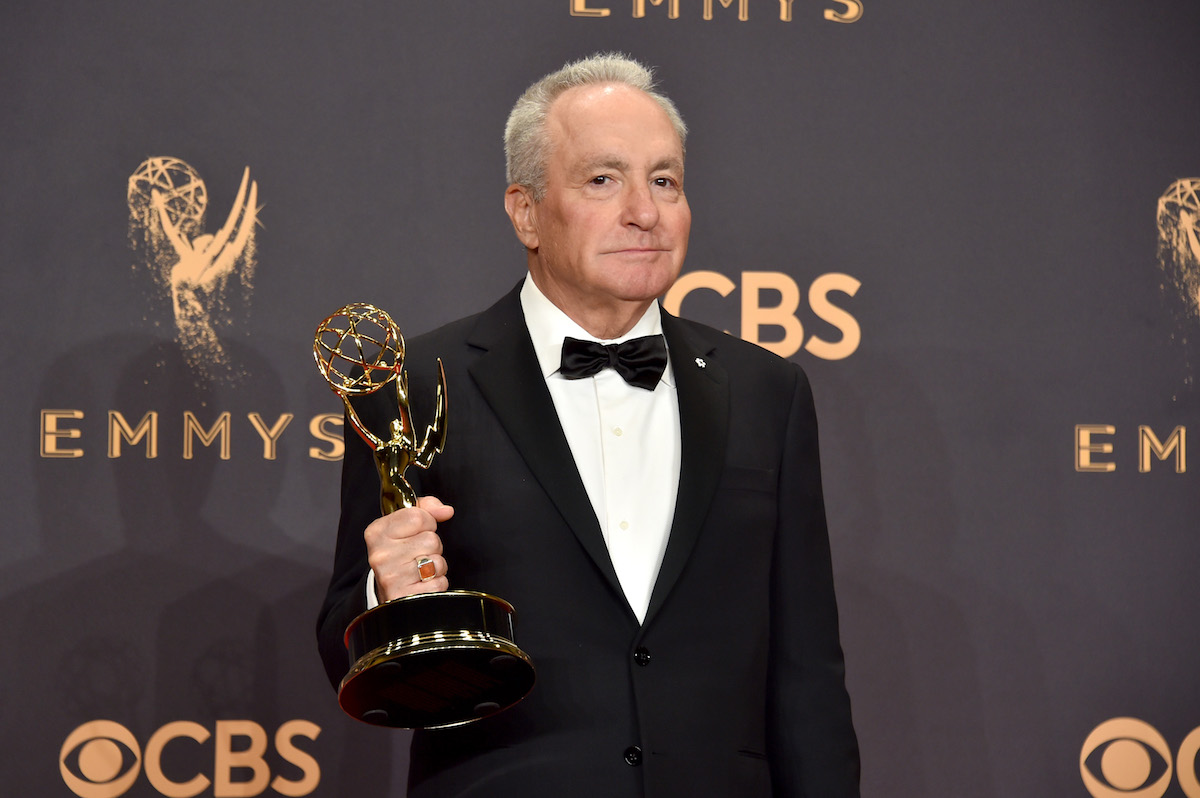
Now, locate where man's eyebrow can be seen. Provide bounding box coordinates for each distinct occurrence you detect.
[573,155,684,176]
[651,156,684,174]
[574,155,630,175]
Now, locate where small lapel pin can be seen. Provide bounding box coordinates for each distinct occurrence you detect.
[695,357,706,369]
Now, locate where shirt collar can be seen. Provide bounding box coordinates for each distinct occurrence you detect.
[519,274,674,387]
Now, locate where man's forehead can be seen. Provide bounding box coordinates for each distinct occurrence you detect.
[552,81,644,111]
[546,85,684,158]
[549,84,675,133]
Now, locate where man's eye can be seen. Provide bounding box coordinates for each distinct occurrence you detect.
[654,177,677,188]
[590,175,610,185]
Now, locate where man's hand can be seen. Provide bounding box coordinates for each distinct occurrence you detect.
[365,495,454,602]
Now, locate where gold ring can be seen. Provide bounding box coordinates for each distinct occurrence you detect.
[416,556,436,581]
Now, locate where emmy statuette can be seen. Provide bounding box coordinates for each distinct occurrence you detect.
[314,304,535,729]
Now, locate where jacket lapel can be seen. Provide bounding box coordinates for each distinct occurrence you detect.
[465,286,627,601]
[464,288,731,626]
[643,312,729,626]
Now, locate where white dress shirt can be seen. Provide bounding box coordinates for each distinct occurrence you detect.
[368,277,682,623]
[519,276,681,622]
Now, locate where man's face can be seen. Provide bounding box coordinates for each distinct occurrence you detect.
[508,83,691,335]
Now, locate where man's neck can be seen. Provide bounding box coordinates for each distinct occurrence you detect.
[526,274,653,341]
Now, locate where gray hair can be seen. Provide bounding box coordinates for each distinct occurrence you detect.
[504,53,688,201]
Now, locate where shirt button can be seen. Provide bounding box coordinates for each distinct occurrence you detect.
[624,745,642,766]
[619,520,629,531]
[612,426,623,436]
[633,647,651,666]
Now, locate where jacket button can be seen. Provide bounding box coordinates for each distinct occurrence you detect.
[624,745,642,766]
[633,647,651,666]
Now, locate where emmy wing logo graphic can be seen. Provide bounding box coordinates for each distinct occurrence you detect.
[127,157,260,381]
[1158,179,1200,319]
[1157,178,1200,383]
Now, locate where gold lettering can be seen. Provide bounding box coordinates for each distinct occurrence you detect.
[309,413,345,461]
[213,720,269,798]
[271,721,322,796]
[663,270,736,331]
[1075,425,1116,472]
[778,0,796,20]
[144,721,211,798]
[108,411,158,459]
[825,0,863,23]
[804,272,861,360]
[741,271,805,357]
[571,0,611,16]
[704,0,748,20]
[633,0,680,18]
[40,409,84,458]
[1138,425,1185,473]
[248,412,294,460]
[183,411,232,460]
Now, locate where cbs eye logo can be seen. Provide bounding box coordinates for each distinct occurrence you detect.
[60,719,320,798]
[60,721,141,798]
[1081,718,1200,798]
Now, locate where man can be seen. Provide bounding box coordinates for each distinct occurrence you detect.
[317,53,860,796]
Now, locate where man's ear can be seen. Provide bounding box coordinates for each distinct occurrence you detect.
[504,184,539,250]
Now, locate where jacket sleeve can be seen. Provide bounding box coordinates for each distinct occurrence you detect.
[315,407,381,690]
[766,365,861,796]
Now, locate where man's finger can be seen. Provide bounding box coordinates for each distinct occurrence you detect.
[367,506,434,543]
[416,494,455,522]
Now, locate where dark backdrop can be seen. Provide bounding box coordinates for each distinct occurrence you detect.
[4,1,1199,795]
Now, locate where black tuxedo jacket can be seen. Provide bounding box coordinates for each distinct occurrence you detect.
[317,282,859,797]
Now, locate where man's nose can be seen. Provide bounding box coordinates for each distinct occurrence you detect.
[622,182,660,229]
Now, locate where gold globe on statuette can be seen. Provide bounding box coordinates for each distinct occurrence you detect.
[314,303,535,729]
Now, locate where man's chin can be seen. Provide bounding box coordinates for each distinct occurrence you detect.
[603,256,682,287]
[612,276,682,305]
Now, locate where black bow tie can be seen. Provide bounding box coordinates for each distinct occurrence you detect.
[559,335,667,391]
